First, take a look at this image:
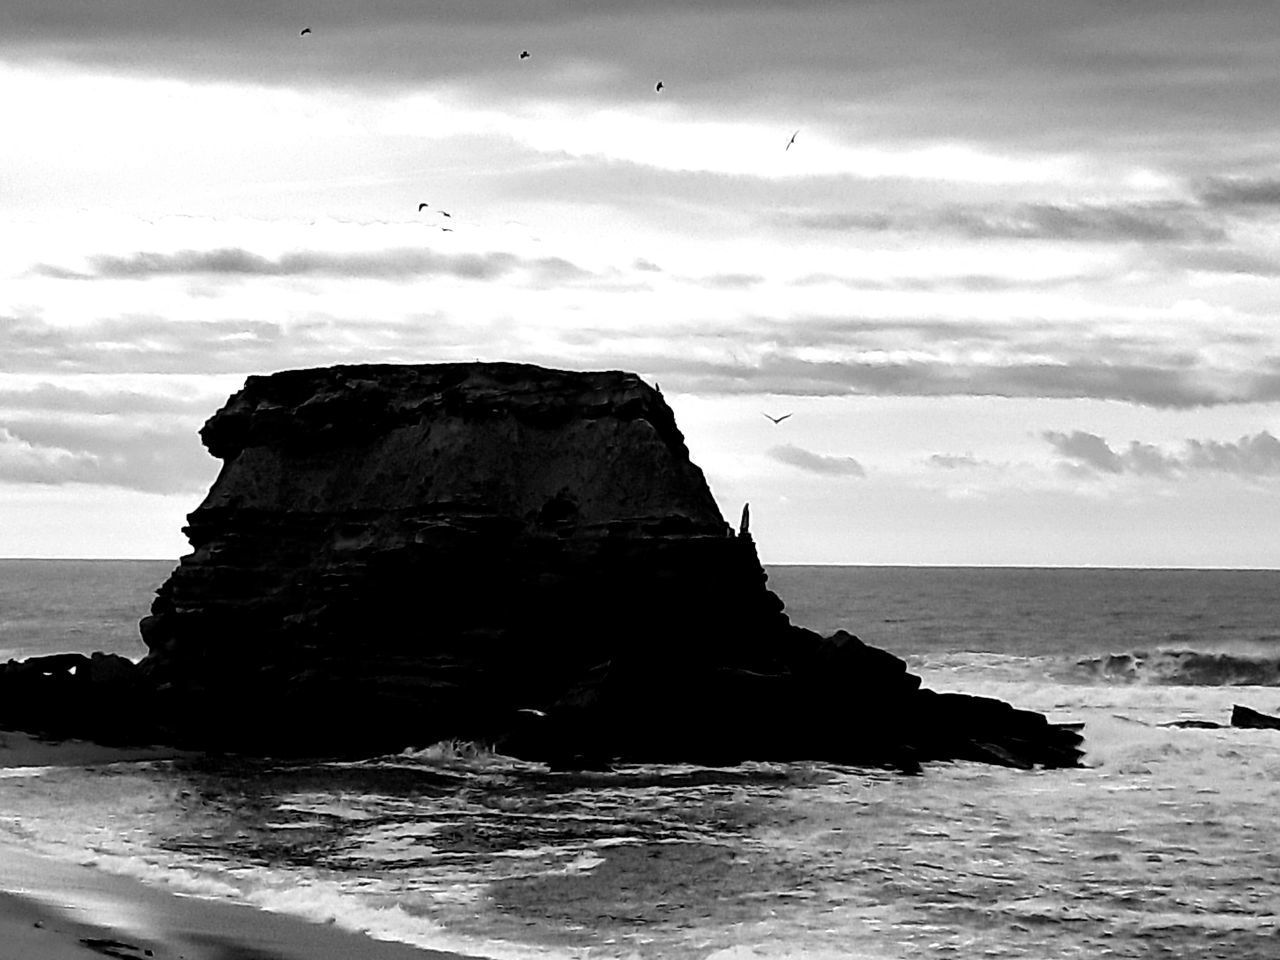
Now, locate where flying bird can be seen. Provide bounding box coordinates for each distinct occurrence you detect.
[418,202,429,212]
[762,413,793,424]
[439,210,452,218]
[655,81,664,93]
[520,50,530,59]
[785,130,799,151]
[300,27,311,36]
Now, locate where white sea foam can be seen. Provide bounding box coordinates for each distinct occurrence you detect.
[244,881,601,960]
[0,765,55,778]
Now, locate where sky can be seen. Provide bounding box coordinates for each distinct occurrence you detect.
[3,1,1280,566]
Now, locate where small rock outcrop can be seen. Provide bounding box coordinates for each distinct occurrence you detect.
[0,653,151,744]
[1231,705,1280,730]
[7,363,1082,769]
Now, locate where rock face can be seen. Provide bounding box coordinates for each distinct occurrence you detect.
[10,362,1083,769]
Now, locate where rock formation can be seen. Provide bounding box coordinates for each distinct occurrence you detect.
[5,362,1082,770]
[1231,705,1280,730]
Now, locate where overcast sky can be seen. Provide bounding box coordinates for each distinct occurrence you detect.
[4,0,1280,565]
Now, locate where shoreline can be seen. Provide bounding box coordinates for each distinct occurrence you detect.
[0,731,483,960]
[0,843,480,960]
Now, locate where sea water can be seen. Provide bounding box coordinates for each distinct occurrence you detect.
[1,560,1279,959]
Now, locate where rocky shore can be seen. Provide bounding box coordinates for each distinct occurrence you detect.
[0,362,1082,770]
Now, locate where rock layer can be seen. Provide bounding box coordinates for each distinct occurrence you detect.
[11,362,1083,768]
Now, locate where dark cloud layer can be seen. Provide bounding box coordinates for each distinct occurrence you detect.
[34,247,591,284]
[5,0,1280,152]
[7,312,1280,408]
[662,354,1280,409]
[1160,247,1280,278]
[1197,176,1280,209]
[1044,429,1280,479]
[940,203,1226,244]
[768,444,866,478]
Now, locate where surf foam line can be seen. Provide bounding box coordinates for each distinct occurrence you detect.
[1075,650,1280,686]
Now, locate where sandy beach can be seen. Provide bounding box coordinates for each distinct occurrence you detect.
[0,732,478,960]
[0,853,476,960]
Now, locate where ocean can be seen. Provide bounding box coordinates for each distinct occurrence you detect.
[2,560,1280,959]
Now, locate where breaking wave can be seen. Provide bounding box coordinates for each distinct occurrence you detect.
[1074,649,1280,686]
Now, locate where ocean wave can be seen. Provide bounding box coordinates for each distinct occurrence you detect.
[1074,650,1280,686]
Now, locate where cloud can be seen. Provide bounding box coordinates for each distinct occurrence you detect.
[1160,247,1280,277]
[1183,432,1280,475]
[661,353,1280,408]
[0,313,464,376]
[928,453,984,470]
[793,270,1105,293]
[1042,430,1124,474]
[0,382,213,416]
[1043,429,1280,479]
[700,273,763,289]
[768,443,866,478]
[5,0,1280,157]
[941,203,1226,244]
[33,247,593,284]
[1197,177,1280,209]
[795,202,1226,244]
[0,419,214,493]
[5,308,1279,409]
[792,212,898,233]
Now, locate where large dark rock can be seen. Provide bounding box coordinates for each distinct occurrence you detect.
[8,362,1082,769]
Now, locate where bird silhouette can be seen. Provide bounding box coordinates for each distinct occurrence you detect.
[300,27,311,36]
[785,130,799,151]
[418,203,429,212]
[439,210,452,218]
[655,81,664,93]
[763,413,793,424]
[520,50,530,59]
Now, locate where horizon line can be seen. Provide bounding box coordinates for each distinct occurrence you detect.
[2,557,1278,572]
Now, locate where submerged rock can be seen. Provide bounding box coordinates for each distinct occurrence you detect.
[9,362,1081,769]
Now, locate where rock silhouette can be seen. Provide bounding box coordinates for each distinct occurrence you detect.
[3,362,1081,770]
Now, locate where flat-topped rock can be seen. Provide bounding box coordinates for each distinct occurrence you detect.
[7,362,1083,769]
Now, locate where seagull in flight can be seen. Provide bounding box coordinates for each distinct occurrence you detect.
[418,202,429,212]
[439,210,452,218]
[520,50,530,59]
[655,81,664,93]
[763,413,793,424]
[785,130,799,151]
[300,27,312,36]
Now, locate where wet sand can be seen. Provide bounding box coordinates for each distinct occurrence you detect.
[0,839,480,960]
[0,732,479,960]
